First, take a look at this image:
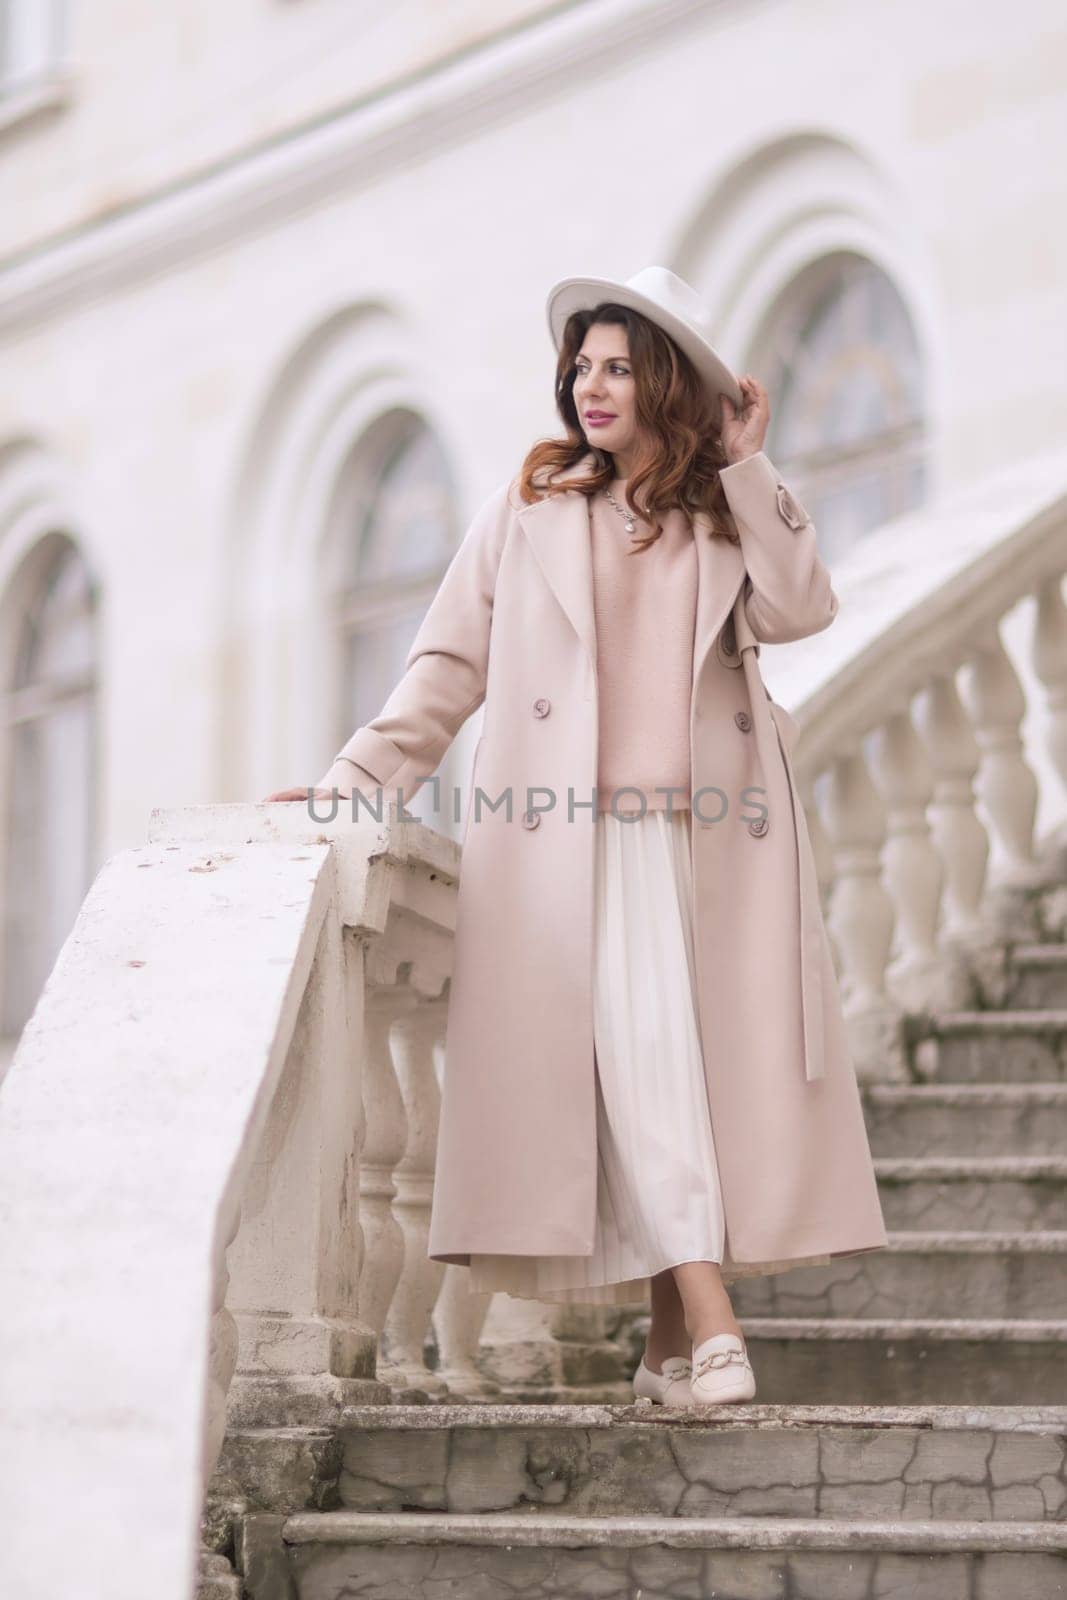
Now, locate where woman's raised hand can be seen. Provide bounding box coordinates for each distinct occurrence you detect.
[720,374,770,465]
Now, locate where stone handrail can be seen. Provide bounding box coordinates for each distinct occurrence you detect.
[0,802,462,1598]
[769,446,1067,1077]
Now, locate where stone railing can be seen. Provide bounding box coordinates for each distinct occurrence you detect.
[773,447,1067,1081]
[0,796,623,1600]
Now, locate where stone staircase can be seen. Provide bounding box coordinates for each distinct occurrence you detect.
[230,1402,1067,1596]
[213,924,1067,1597]
[728,935,1067,1408]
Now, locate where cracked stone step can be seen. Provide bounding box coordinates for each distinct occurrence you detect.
[862,1083,1067,1155]
[736,1320,1067,1406]
[314,1404,1067,1524]
[262,1509,1067,1599]
[729,1232,1067,1321]
[911,1009,1067,1082]
[874,1156,1067,1230]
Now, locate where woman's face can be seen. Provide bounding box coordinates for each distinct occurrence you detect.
[573,324,637,465]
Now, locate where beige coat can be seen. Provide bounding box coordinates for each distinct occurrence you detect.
[319,449,888,1280]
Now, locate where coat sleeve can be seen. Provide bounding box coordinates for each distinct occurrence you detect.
[315,477,515,797]
[719,450,839,644]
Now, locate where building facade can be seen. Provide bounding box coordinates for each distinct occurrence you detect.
[0,0,1064,1047]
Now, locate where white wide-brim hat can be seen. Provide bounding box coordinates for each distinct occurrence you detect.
[546,264,743,412]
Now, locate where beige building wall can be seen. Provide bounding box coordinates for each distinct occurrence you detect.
[0,0,1064,1040]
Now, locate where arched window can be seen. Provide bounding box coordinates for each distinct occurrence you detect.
[757,256,926,562]
[2,536,98,1042]
[325,414,460,831]
[0,0,64,94]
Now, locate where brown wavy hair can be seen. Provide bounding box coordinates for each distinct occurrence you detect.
[517,301,740,552]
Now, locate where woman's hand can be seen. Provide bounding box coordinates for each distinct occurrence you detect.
[263,760,383,804]
[262,786,334,802]
[720,375,770,465]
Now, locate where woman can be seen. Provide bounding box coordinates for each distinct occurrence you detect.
[268,266,888,1409]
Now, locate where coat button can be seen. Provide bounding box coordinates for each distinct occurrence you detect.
[734,710,752,732]
[532,697,551,717]
[522,810,541,829]
[748,815,768,837]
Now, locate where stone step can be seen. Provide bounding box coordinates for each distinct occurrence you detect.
[325,1403,1067,1524]
[1005,945,1067,1010]
[862,1083,1067,1155]
[911,1009,1067,1083]
[874,1157,1067,1230]
[737,1319,1067,1406]
[485,1320,1067,1408]
[729,1231,1067,1321]
[269,1508,1067,1599]
[196,1551,241,1600]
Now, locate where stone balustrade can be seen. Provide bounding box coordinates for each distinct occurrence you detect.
[0,796,618,1600]
[773,449,1067,1080]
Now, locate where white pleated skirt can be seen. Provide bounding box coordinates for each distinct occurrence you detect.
[468,806,726,1306]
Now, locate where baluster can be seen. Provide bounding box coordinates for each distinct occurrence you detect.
[823,743,907,1081]
[1032,575,1067,844]
[426,1023,498,1399]
[959,629,1045,944]
[915,673,990,944]
[433,1267,497,1397]
[870,703,969,1012]
[914,672,1001,1005]
[358,983,410,1361]
[382,995,448,1394]
[477,1294,628,1399]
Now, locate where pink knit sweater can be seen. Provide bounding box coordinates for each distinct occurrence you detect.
[590,480,697,815]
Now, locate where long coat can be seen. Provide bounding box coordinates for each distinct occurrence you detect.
[318,448,889,1281]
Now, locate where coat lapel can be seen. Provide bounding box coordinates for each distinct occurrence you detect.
[515,458,599,680]
[516,453,747,703]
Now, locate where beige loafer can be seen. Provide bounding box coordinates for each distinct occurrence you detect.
[689,1332,756,1405]
[632,1354,693,1406]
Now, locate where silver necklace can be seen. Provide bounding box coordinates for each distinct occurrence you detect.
[603,486,641,536]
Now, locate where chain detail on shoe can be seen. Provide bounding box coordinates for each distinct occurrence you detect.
[694,1348,751,1380]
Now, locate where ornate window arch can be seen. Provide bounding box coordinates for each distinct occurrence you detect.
[0,502,99,1049]
[228,303,468,832]
[754,254,926,561]
[322,410,460,824]
[674,131,938,561]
